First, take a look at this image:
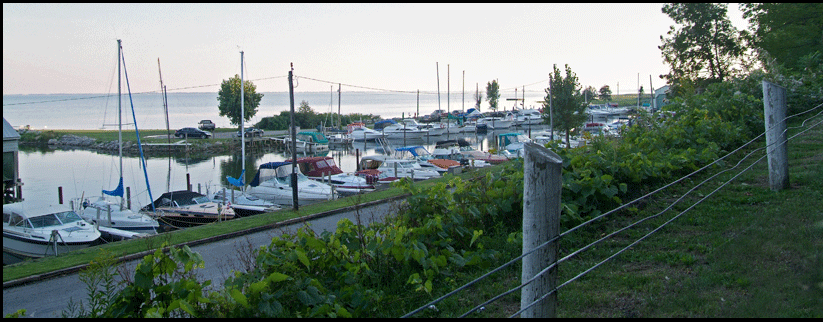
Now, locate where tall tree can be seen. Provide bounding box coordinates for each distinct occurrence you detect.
[485,80,500,112]
[659,3,747,96]
[217,74,264,128]
[583,86,598,103]
[598,85,612,101]
[543,64,588,148]
[741,3,823,73]
[474,85,483,110]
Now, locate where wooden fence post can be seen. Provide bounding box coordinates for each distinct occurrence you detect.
[521,142,563,318]
[762,80,789,191]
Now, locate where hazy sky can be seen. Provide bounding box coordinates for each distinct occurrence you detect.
[3,3,749,96]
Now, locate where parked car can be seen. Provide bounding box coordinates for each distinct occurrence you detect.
[198,120,215,131]
[175,127,211,139]
[236,127,264,137]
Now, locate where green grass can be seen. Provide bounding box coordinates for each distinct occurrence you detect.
[552,116,823,317]
[407,115,822,318]
[2,164,504,283]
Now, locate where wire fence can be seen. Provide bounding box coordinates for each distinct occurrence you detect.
[402,102,823,318]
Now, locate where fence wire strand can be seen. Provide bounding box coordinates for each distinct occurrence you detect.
[403,102,822,317]
[511,108,822,318]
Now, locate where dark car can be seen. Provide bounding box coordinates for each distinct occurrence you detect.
[236,127,264,138]
[198,120,215,131]
[175,127,211,139]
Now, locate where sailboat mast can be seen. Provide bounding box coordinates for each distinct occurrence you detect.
[158,58,171,145]
[240,51,245,191]
[117,39,124,210]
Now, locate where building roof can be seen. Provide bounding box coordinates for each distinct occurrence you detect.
[3,118,20,141]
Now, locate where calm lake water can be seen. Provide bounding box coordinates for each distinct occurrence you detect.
[15,127,550,210]
[5,91,550,209]
[3,91,548,131]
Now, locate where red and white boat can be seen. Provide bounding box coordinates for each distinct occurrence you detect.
[289,156,376,195]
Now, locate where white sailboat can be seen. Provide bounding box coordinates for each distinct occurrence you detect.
[72,40,159,236]
[219,50,283,215]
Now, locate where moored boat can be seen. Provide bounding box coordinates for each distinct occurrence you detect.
[246,161,337,206]
[142,190,236,230]
[4,202,102,264]
[289,156,376,195]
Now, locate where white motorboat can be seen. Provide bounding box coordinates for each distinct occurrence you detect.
[71,196,159,234]
[290,156,376,195]
[208,189,281,217]
[381,123,428,139]
[142,190,237,230]
[394,145,462,174]
[4,202,102,264]
[418,122,447,136]
[515,109,544,126]
[432,140,490,168]
[497,132,532,158]
[346,124,386,141]
[247,161,337,206]
[477,114,513,130]
[358,155,441,181]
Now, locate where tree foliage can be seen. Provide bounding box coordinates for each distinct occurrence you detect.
[485,80,500,111]
[474,87,483,110]
[741,3,823,73]
[217,75,264,128]
[598,85,612,101]
[659,3,747,96]
[543,64,589,148]
[583,86,598,103]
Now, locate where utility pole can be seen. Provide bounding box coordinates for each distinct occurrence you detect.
[288,63,298,209]
[240,51,245,192]
[549,71,554,141]
[338,83,341,131]
[436,62,441,114]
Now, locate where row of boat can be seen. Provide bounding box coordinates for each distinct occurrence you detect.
[3,132,528,265]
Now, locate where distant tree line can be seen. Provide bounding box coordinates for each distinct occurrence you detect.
[254,100,379,131]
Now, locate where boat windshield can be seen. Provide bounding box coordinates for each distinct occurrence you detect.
[275,172,309,187]
[28,211,81,228]
[192,196,212,204]
[55,210,84,224]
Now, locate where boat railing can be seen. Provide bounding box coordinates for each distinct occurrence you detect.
[377,137,393,156]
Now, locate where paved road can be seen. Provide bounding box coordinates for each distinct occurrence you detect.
[3,198,405,318]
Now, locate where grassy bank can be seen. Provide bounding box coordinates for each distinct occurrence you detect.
[455,115,822,318]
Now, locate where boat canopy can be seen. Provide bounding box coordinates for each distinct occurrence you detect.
[374,119,397,130]
[296,131,329,144]
[249,162,293,187]
[142,190,205,210]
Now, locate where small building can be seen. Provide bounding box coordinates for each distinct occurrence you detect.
[652,85,670,112]
[3,118,22,203]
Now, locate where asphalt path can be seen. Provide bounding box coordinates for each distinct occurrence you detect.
[3,197,405,318]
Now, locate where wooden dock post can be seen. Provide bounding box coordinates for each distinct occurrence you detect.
[762,80,789,191]
[521,142,562,318]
